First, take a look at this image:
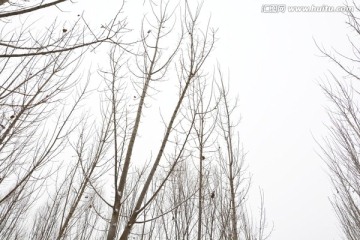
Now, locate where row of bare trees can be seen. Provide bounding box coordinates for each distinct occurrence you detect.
[0,0,271,239]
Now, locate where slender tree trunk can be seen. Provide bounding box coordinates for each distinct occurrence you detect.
[118,75,194,240]
[197,118,204,240]
[229,167,239,240]
[221,78,239,240]
[106,32,160,240]
[106,72,152,240]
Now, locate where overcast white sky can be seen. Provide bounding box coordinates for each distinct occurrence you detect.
[50,0,353,239]
[207,1,350,239]
[197,1,349,239]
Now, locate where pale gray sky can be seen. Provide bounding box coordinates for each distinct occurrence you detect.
[200,1,348,239]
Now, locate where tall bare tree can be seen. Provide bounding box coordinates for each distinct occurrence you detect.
[0,0,126,238]
[319,4,360,240]
[104,1,216,238]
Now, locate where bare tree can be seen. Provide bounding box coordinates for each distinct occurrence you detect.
[320,78,360,240]
[103,1,216,238]
[0,0,127,238]
[318,3,360,240]
[215,71,271,240]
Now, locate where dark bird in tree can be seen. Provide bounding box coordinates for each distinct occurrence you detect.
[211,191,215,199]
[201,156,205,160]
[62,28,67,33]
[147,30,151,34]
